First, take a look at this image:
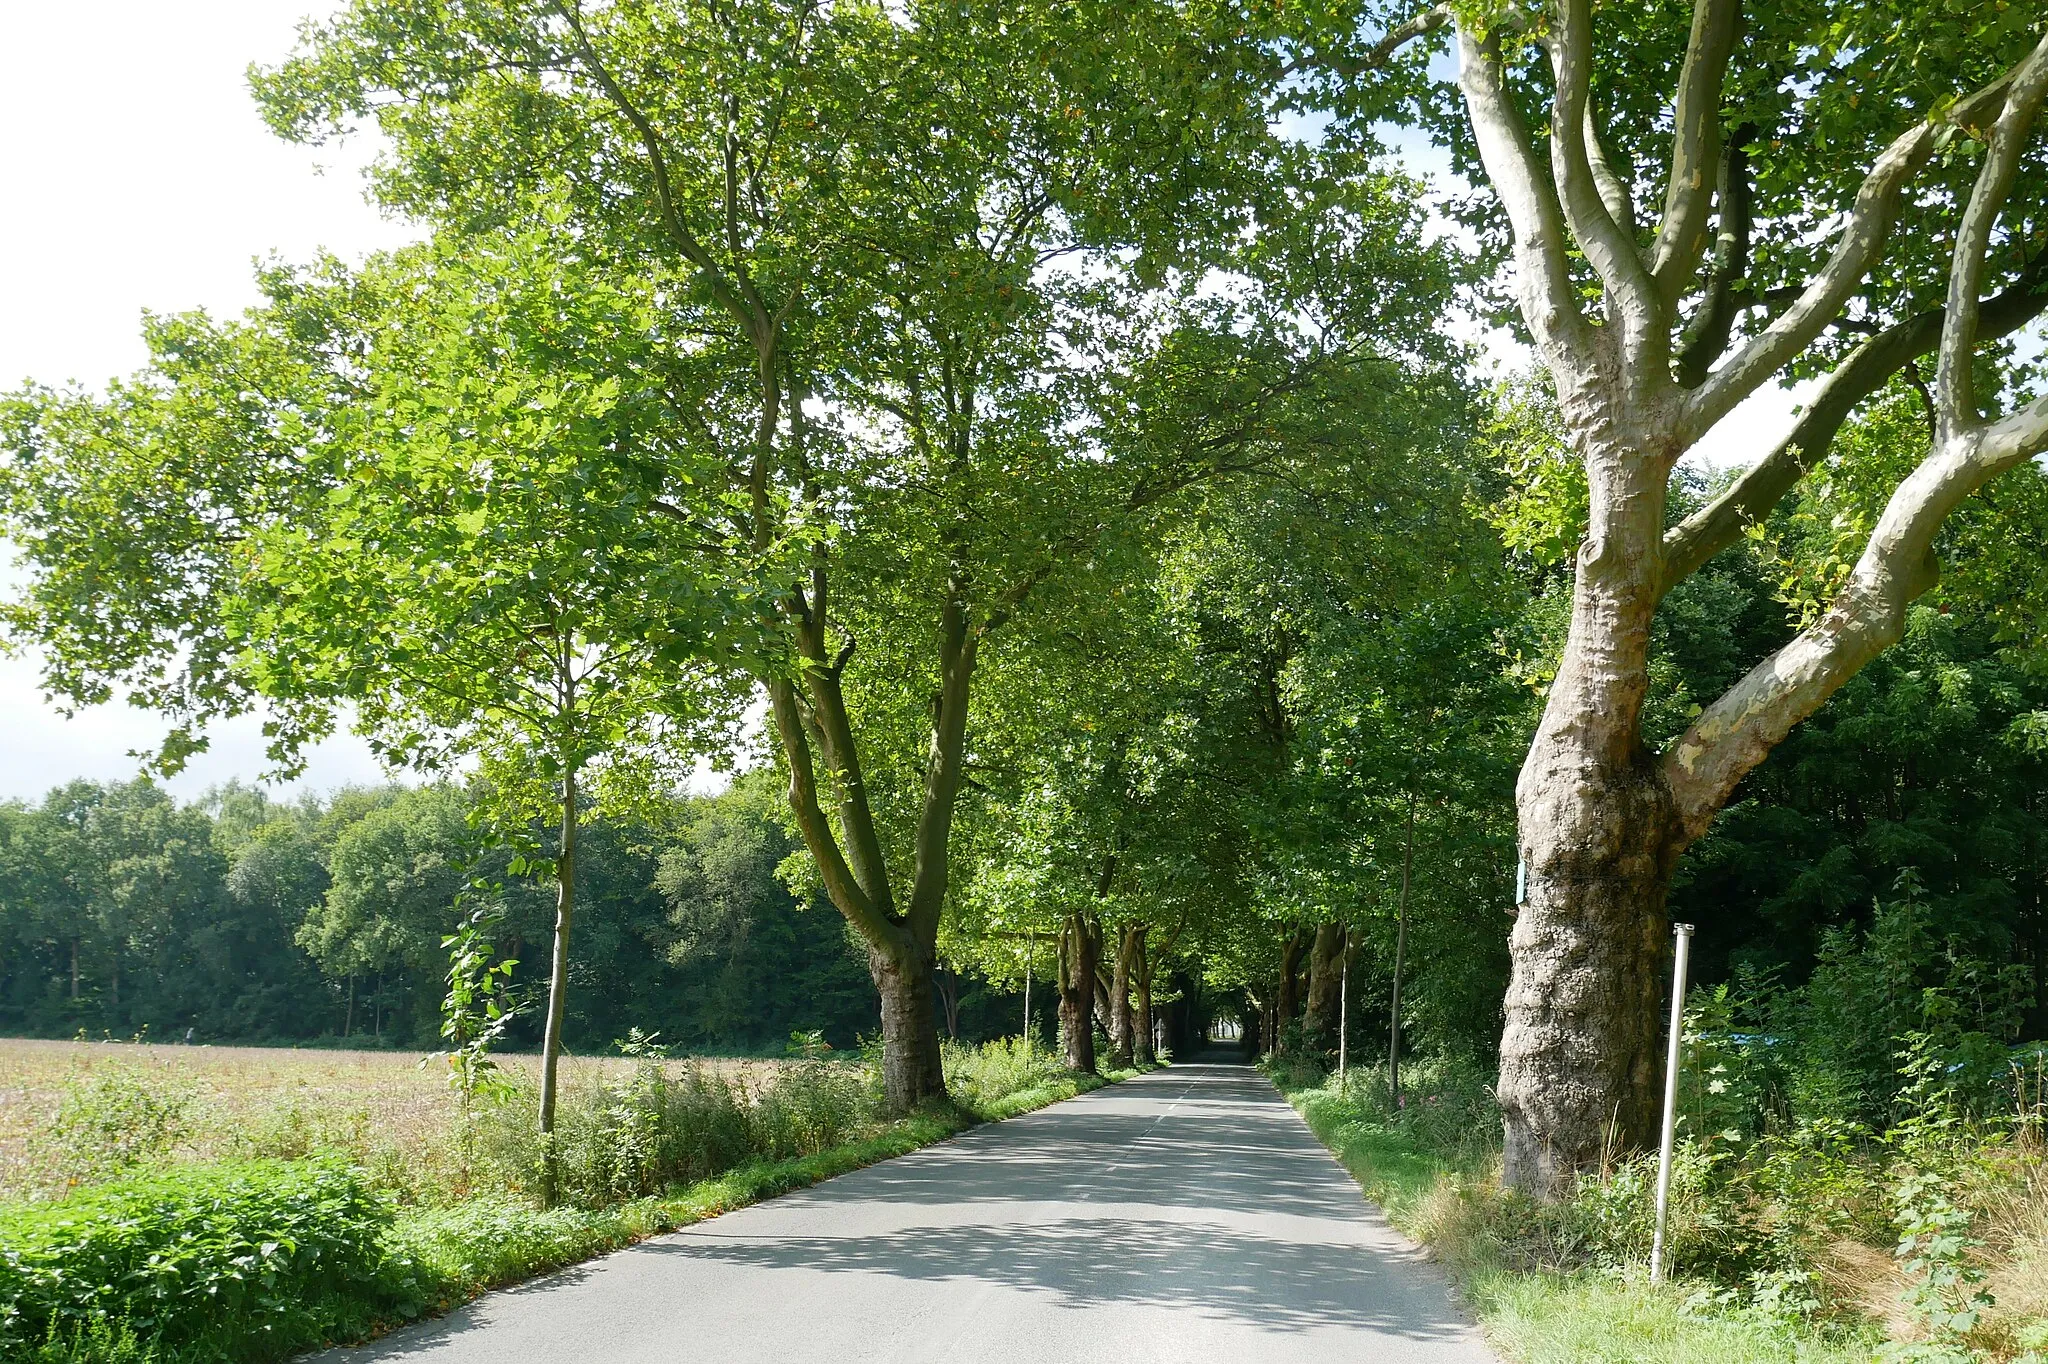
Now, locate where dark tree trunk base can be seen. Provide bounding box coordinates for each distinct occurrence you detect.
[872,947,946,1114]
[1501,755,1680,1196]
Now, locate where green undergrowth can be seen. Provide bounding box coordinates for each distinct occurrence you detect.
[6,1049,1154,1362]
[388,1109,968,1316]
[1281,1070,1878,1364]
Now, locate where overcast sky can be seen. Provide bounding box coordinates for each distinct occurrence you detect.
[0,1,415,803]
[0,2,1807,807]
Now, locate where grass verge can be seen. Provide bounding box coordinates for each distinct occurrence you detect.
[1284,1081,1878,1364]
[339,1061,1153,1354]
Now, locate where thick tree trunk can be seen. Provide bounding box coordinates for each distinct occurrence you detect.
[1302,922,1346,1054]
[873,943,946,1111]
[1494,363,1688,1196]
[1058,914,1099,1072]
[538,771,578,1208]
[1501,742,1682,1196]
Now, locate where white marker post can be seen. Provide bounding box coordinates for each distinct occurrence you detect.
[1649,922,1695,1286]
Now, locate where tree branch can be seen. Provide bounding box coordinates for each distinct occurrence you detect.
[1673,127,1754,388]
[1583,102,1638,241]
[1546,0,1659,333]
[1457,24,1590,369]
[765,674,896,945]
[1648,0,1742,304]
[1662,33,2048,838]
[545,0,765,334]
[1658,259,2048,595]
[1282,4,1450,79]
[1937,30,2048,443]
[1681,69,2020,445]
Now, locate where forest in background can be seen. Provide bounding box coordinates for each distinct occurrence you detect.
[0,772,972,1054]
[3,465,2042,1077]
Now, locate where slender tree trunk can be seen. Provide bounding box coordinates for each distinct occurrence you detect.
[1058,913,1099,1072]
[374,970,383,1041]
[537,770,578,1209]
[1022,934,1034,1046]
[1303,922,1346,1054]
[1131,927,1154,1066]
[935,966,961,1040]
[69,938,79,1000]
[1275,930,1308,1048]
[1107,926,1137,1069]
[110,963,119,1010]
[344,973,355,1039]
[1390,788,1417,1103]
[872,939,946,1110]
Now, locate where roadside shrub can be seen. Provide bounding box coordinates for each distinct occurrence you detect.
[0,1159,395,1362]
[746,1060,871,1161]
[1332,1054,1500,1168]
[942,1037,1067,1113]
[478,1062,749,1206]
[477,1054,879,1209]
[31,1064,193,1188]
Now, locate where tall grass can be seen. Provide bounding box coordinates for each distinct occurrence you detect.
[1280,1054,2048,1362]
[472,1054,876,1208]
[4,1033,1155,1360]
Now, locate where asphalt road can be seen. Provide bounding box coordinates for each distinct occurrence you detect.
[322,1061,1498,1363]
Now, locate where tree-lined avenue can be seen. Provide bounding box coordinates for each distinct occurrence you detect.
[317,1064,1495,1363]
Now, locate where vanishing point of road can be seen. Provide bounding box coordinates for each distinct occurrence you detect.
[323,1062,1498,1363]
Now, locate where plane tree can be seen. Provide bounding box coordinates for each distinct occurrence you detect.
[1281,1,2048,1191]
[252,0,1458,1109]
[1,231,758,1200]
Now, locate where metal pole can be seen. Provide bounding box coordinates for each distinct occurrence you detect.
[1337,924,1350,1085]
[1650,922,1695,1286]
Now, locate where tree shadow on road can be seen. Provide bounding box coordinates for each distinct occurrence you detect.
[652,1212,1467,1340]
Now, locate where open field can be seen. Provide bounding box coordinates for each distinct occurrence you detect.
[0,1033,1147,1361]
[0,1036,792,1203]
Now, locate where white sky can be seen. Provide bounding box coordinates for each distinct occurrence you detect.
[0,1,415,804]
[0,2,1807,807]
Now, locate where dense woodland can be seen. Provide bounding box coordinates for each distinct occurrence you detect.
[0,774,953,1052]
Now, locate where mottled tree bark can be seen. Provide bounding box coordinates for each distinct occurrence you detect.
[873,943,946,1111]
[1058,913,1100,1072]
[1503,744,1681,1190]
[1107,926,1140,1068]
[1302,922,1346,1054]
